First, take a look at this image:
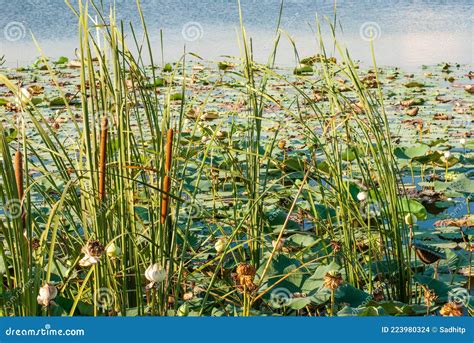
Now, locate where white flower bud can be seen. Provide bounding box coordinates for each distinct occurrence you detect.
[460,138,466,146]
[357,191,367,201]
[145,263,167,287]
[15,87,32,106]
[214,237,227,254]
[106,242,121,259]
[404,213,417,226]
[444,151,451,159]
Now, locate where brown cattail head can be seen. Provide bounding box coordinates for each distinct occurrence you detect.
[14,150,23,199]
[165,128,174,173]
[161,129,174,224]
[98,117,108,202]
[14,150,26,229]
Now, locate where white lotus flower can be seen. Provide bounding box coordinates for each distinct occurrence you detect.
[14,87,32,106]
[357,191,367,201]
[78,254,100,267]
[145,263,167,288]
[37,283,57,307]
[78,240,104,267]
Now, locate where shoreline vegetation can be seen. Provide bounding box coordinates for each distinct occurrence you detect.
[0,1,472,317]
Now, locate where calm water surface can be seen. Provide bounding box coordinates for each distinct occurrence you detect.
[0,0,472,70]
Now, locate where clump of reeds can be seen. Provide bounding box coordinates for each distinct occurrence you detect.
[0,0,418,317]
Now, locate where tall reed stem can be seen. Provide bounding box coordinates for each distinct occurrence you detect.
[99,117,108,202]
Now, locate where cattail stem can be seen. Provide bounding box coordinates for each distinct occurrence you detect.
[445,161,448,183]
[330,289,335,317]
[161,129,173,224]
[99,117,108,202]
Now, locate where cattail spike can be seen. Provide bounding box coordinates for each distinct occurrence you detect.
[165,128,173,173]
[14,150,23,199]
[161,129,174,224]
[14,150,26,233]
[98,117,108,202]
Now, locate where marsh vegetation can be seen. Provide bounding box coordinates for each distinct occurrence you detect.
[0,1,472,317]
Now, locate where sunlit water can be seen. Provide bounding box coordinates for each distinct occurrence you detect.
[0,0,472,70]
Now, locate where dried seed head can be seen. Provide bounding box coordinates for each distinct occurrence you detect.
[236,263,256,278]
[183,291,194,301]
[278,139,287,150]
[423,287,438,307]
[323,271,343,290]
[439,302,463,316]
[30,237,40,250]
[330,240,341,254]
[84,240,105,258]
[235,263,257,292]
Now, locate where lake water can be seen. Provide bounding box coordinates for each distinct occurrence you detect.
[0,0,472,70]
